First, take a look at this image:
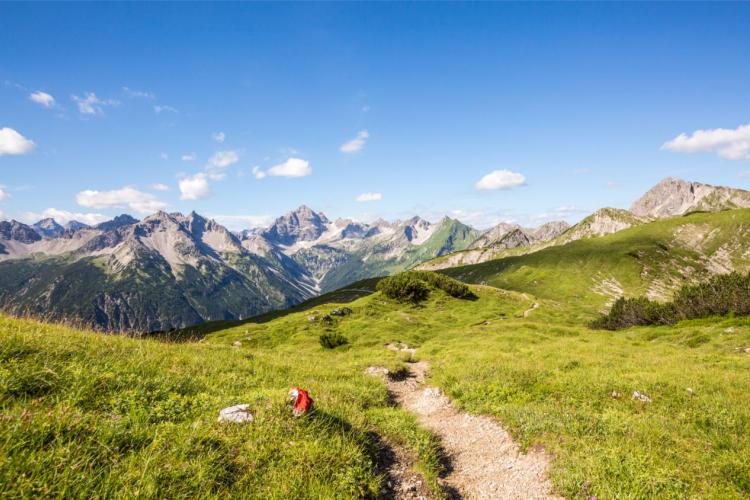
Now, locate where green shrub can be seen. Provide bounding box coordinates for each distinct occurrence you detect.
[590,297,675,330]
[376,274,431,303]
[376,271,474,303]
[319,332,348,349]
[591,271,750,330]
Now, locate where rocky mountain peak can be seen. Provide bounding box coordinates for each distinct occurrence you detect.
[263,205,331,246]
[630,177,750,218]
[64,221,90,232]
[0,220,42,243]
[96,214,139,232]
[32,218,65,238]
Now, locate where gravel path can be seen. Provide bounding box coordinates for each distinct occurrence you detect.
[374,359,558,499]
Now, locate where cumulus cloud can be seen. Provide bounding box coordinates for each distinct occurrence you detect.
[212,131,226,143]
[29,91,55,108]
[71,92,119,115]
[76,187,167,213]
[475,169,526,190]
[252,166,267,179]
[150,183,170,191]
[268,158,312,177]
[23,208,109,226]
[356,192,382,202]
[181,153,196,161]
[340,130,369,153]
[0,127,36,156]
[154,105,178,114]
[122,87,155,99]
[179,173,211,200]
[662,124,750,161]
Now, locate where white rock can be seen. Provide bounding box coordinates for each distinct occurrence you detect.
[632,391,652,403]
[218,404,253,423]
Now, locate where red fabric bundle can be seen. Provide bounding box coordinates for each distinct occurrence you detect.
[289,387,313,417]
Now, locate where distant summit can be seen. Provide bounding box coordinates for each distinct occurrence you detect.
[630,177,750,218]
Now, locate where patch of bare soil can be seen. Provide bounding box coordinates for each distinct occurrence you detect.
[371,359,559,499]
[369,432,432,500]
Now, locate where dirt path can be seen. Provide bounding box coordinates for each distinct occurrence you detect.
[371,359,558,499]
[523,301,539,318]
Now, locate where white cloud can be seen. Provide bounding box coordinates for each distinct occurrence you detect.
[0,127,36,156]
[150,183,170,191]
[206,150,239,180]
[160,152,169,160]
[212,131,226,143]
[181,153,196,161]
[179,173,211,200]
[71,92,119,115]
[29,91,55,108]
[23,208,109,226]
[76,187,167,213]
[252,166,267,179]
[662,124,750,161]
[0,187,8,201]
[154,105,178,114]
[0,210,4,221]
[122,87,155,99]
[268,157,312,177]
[356,192,382,202]
[475,169,526,190]
[210,214,274,231]
[340,130,369,153]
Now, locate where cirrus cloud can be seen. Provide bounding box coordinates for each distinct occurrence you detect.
[76,187,167,213]
[0,127,35,156]
[475,169,526,190]
[71,92,119,115]
[340,130,369,153]
[662,123,750,161]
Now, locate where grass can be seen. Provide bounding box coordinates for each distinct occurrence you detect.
[0,311,444,498]
[3,214,750,498]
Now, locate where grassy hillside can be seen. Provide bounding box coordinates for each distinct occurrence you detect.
[442,209,750,320]
[4,277,749,498]
[0,311,445,498]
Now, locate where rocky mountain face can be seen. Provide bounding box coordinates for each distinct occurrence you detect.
[33,218,65,238]
[0,212,314,332]
[630,177,750,218]
[0,207,482,331]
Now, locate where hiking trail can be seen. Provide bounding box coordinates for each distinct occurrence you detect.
[369,346,558,499]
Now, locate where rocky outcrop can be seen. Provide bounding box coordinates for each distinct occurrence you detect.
[263,205,330,246]
[630,177,750,218]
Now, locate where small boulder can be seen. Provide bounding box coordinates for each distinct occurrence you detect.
[632,391,652,403]
[218,404,253,423]
[330,307,353,317]
[232,341,242,348]
[610,391,623,399]
[686,388,695,396]
[307,315,318,322]
[366,366,390,377]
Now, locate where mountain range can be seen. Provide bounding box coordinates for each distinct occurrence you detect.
[1,176,749,332]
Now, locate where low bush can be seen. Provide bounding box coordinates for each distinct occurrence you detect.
[376,271,474,303]
[319,332,348,349]
[376,274,431,303]
[591,271,750,330]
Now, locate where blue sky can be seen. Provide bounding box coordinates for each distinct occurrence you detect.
[1,2,749,230]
